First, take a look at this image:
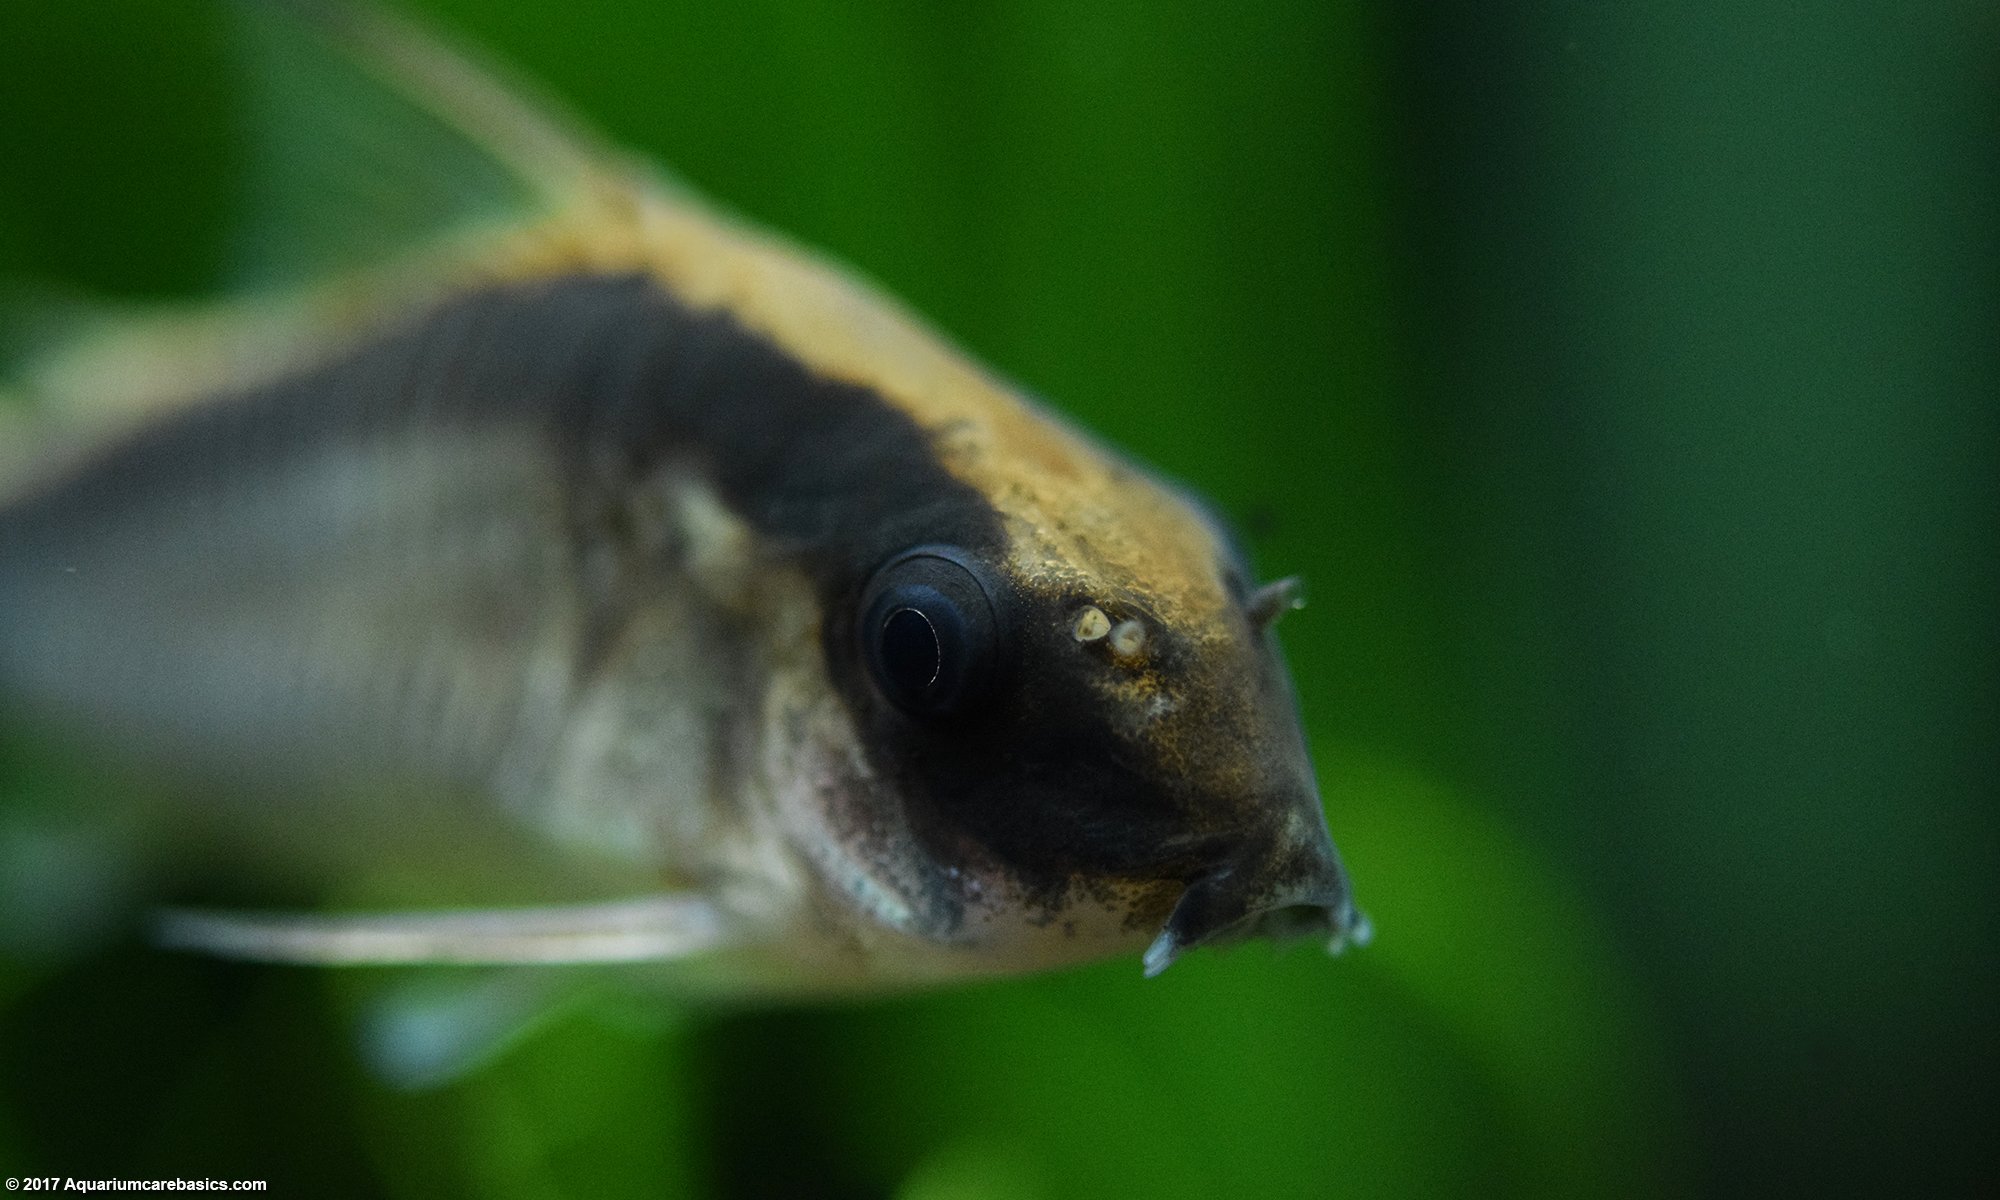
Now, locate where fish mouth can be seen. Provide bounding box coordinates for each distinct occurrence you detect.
[1140,841,1369,978]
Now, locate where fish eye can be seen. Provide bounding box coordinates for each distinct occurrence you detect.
[858,546,1003,719]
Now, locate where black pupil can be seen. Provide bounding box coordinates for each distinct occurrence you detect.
[880,607,942,694]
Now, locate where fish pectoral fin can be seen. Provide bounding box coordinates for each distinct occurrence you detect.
[358,968,594,1089]
[152,895,732,966]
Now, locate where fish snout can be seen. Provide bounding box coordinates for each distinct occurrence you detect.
[1141,822,1367,977]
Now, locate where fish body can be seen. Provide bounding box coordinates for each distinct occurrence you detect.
[0,3,1361,994]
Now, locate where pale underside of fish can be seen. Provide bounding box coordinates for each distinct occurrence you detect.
[0,1,1364,1017]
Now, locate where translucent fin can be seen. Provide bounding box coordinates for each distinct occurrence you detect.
[5,1,657,484]
[226,0,630,288]
[357,968,592,1089]
[153,895,732,965]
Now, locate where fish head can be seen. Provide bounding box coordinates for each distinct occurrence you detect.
[805,426,1362,981]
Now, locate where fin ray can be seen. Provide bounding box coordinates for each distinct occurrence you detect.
[154,895,732,965]
[228,0,638,287]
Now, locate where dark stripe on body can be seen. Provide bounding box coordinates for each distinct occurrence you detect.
[0,274,1005,592]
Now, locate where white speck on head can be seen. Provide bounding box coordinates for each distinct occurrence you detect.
[1108,619,1147,659]
[1072,606,1112,642]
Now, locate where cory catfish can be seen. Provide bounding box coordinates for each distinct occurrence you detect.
[0,3,1364,1002]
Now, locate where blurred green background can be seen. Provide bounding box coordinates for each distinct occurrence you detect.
[0,0,1994,1196]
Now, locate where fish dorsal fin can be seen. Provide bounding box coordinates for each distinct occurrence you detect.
[2,1,671,499]
[227,0,639,289]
